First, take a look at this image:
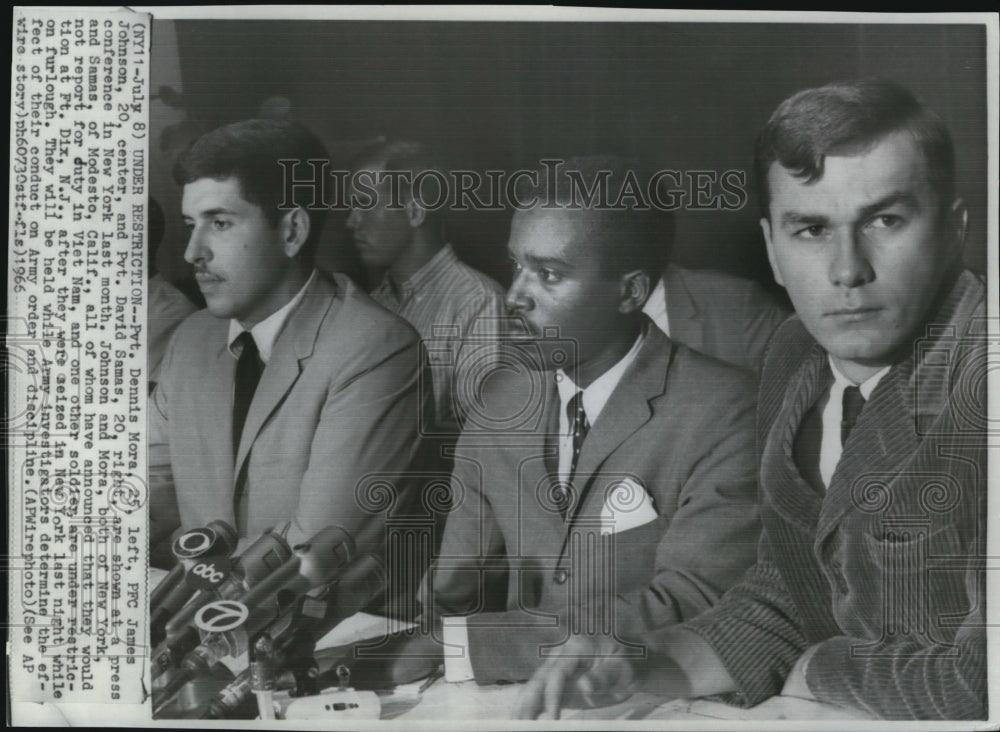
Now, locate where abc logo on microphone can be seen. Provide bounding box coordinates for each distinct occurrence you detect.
[186,560,230,591]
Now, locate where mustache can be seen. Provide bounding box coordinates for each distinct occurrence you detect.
[501,314,537,338]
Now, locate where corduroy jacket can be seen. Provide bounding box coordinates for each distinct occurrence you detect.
[681,270,987,720]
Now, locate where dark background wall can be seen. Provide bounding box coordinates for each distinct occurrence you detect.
[150,21,988,294]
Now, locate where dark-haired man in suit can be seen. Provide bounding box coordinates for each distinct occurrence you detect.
[149,119,426,562]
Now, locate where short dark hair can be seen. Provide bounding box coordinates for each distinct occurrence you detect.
[754,78,956,219]
[515,155,668,281]
[173,118,330,259]
[351,138,448,231]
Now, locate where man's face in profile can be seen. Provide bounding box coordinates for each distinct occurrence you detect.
[182,176,296,328]
[505,208,623,372]
[761,130,964,377]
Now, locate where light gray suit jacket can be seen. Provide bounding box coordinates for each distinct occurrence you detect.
[423,324,761,683]
[149,273,427,557]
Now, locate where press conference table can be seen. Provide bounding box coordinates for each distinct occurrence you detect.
[315,613,875,723]
[377,676,874,722]
[148,568,874,723]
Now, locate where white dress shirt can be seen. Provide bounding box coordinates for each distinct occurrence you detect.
[641,276,671,336]
[226,270,316,364]
[554,332,645,481]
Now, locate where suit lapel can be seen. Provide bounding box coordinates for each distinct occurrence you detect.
[663,265,704,353]
[563,329,669,525]
[202,328,240,521]
[519,379,564,550]
[234,275,337,477]
[757,337,843,641]
[816,366,917,545]
[814,271,985,547]
[541,381,560,480]
[759,341,829,532]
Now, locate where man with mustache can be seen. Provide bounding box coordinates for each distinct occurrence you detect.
[381,156,761,686]
[149,119,426,560]
[517,79,987,721]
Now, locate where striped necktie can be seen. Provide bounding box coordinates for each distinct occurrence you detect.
[567,390,590,482]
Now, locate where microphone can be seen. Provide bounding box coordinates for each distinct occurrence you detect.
[236,525,357,634]
[198,554,386,719]
[303,554,385,642]
[153,526,357,716]
[151,526,291,680]
[151,521,238,647]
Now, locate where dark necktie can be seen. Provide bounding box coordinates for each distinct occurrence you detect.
[232,331,264,459]
[554,391,589,519]
[841,385,866,445]
[567,391,590,483]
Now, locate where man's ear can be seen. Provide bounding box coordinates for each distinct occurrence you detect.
[618,269,651,314]
[945,197,968,262]
[404,197,427,229]
[760,216,784,287]
[280,206,311,258]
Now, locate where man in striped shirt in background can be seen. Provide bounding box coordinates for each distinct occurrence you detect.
[347,139,507,435]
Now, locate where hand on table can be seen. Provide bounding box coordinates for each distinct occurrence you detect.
[388,630,444,685]
[330,628,444,689]
[780,644,819,701]
[515,634,639,720]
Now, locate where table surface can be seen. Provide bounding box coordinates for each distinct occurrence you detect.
[379,679,873,722]
[148,571,874,723]
[317,614,874,722]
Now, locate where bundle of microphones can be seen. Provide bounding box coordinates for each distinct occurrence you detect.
[150,520,385,719]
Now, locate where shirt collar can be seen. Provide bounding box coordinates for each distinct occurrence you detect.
[376,244,458,303]
[827,355,890,400]
[640,276,670,337]
[227,270,316,364]
[555,329,646,427]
